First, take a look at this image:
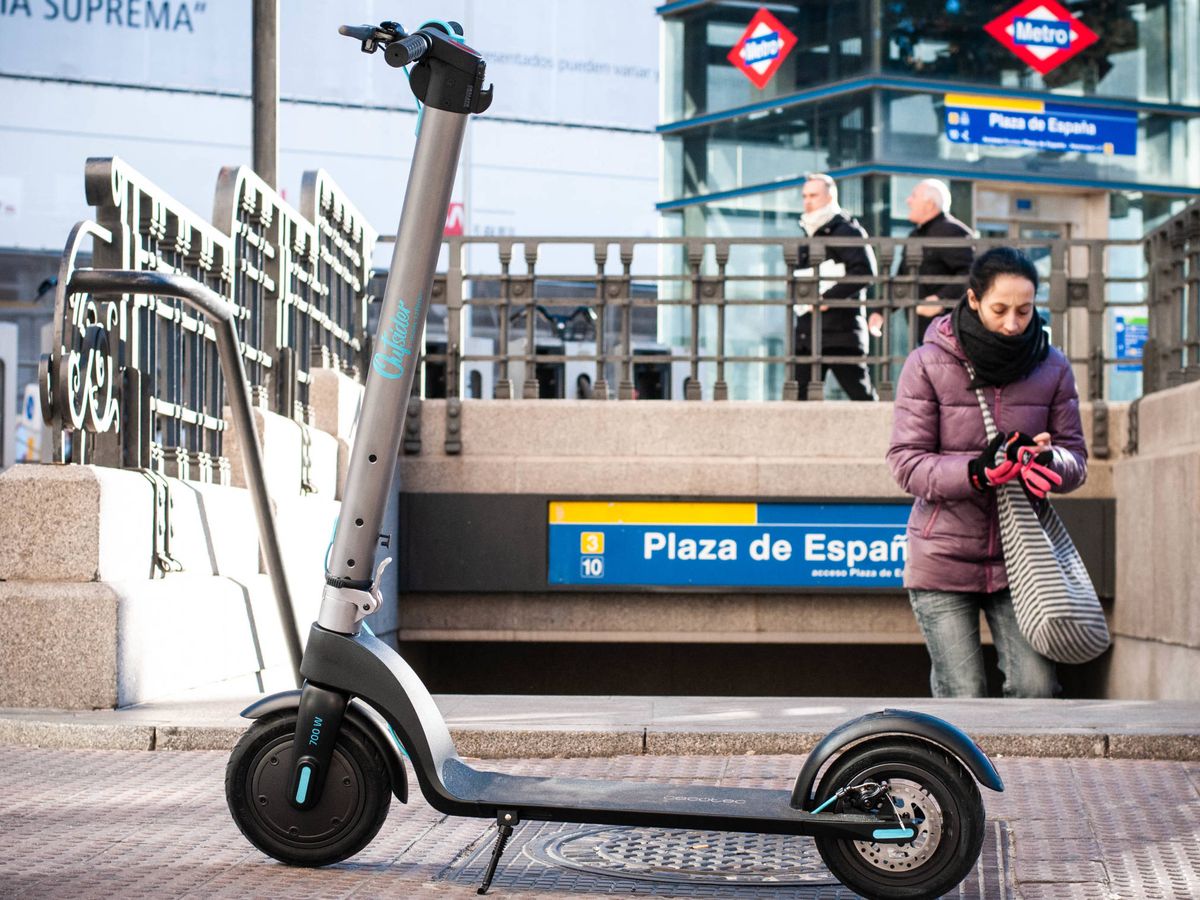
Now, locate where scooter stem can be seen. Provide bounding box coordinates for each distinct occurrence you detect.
[319,105,467,634]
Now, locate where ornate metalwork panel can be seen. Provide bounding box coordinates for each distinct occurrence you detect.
[41,156,375,483]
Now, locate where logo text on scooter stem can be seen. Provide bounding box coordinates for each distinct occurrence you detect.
[372,296,421,379]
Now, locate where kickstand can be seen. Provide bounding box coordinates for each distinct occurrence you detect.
[477,810,519,895]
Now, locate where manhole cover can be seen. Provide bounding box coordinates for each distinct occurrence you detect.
[527,826,836,886]
[448,820,1013,896]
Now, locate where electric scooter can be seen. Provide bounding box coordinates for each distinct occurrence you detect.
[225,20,1003,899]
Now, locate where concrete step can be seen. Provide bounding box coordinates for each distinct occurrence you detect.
[1,688,1196,759]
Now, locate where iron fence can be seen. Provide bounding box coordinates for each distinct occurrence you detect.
[1142,201,1200,392]
[41,157,375,483]
[41,152,1196,482]
[425,232,1152,411]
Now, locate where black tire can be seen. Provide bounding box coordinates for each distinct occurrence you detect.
[225,711,391,866]
[812,740,985,900]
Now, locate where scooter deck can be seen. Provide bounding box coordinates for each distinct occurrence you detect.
[440,758,895,839]
[298,626,908,842]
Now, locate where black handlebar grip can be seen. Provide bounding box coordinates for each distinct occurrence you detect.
[338,24,377,41]
[384,32,433,68]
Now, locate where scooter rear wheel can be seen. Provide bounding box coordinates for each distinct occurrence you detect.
[225,710,391,866]
[812,740,985,900]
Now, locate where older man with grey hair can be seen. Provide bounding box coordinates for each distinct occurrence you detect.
[902,178,974,345]
[793,173,879,401]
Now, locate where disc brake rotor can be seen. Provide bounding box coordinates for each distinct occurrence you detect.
[850,778,944,872]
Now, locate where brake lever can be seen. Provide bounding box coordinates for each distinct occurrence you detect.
[338,21,404,54]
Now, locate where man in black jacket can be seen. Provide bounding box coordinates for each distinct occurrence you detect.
[902,179,974,345]
[793,173,878,401]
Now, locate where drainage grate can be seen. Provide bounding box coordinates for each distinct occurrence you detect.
[533,826,836,886]
[446,819,1013,897]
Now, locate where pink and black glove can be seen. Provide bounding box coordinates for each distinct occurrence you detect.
[1005,433,1063,499]
[968,432,1020,492]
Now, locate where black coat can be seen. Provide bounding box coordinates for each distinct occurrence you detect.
[795,213,876,352]
[905,212,973,301]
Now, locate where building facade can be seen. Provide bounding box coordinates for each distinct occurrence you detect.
[657,0,1200,398]
[0,0,663,427]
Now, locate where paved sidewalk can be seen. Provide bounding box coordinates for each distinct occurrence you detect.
[4,745,1198,898]
[1,687,1198,758]
[5,692,1198,896]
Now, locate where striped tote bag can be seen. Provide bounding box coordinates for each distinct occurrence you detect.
[968,369,1111,664]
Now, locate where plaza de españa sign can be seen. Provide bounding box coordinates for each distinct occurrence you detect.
[548,501,909,589]
[727,8,797,89]
[984,0,1099,75]
[945,93,1136,156]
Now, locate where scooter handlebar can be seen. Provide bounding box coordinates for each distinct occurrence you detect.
[383,31,434,68]
[338,23,433,68]
[337,24,379,41]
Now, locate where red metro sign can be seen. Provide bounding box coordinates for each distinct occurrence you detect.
[984,0,1099,75]
[727,8,797,89]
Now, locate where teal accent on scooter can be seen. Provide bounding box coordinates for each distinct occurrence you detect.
[295,765,312,804]
[812,794,838,813]
[872,827,915,840]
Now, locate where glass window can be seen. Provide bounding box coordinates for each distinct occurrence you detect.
[662,1,873,123]
[663,92,874,200]
[882,0,1200,105]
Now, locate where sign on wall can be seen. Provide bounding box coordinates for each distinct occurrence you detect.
[1115,315,1148,372]
[944,93,1136,156]
[443,201,464,237]
[726,8,796,90]
[0,1,658,129]
[548,501,909,588]
[984,0,1099,75]
[0,0,662,251]
[14,383,41,463]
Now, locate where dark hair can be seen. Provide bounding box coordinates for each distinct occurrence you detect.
[968,246,1039,300]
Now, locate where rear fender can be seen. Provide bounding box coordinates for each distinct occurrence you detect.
[791,708,1002,810]
[241,689,409,803]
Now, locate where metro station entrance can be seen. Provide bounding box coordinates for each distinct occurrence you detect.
[974,184,1110,277]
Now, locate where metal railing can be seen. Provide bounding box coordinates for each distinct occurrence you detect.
[426,233,1151,409]
[1143,202,1200,393]
[43,153,1195,480]
[41,157,375,482]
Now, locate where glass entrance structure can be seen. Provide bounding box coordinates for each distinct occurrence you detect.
[657,1,1200,399]
[660,0,1199,231]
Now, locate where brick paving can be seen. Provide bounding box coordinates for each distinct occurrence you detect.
[2,746,1198,898]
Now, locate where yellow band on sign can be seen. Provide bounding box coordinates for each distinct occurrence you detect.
[944,93,1045,112]
[548,501,758,525]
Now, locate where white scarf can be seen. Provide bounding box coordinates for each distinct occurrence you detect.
[800,201,842,236]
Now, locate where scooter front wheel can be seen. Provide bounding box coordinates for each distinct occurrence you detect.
[812,739,985,900]
[225,710,391,866]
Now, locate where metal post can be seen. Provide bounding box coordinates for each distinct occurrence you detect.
[494,244,513,398]
[252,0,279,188]
[593,242,609,399]
[69,269,303,686]
[713,243,728,400]
[686,241,703,400]
[618,242,635,400]
[782,244,800,401]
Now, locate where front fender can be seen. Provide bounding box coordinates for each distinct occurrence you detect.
[790,708,1002,810]
[241,689,409,803]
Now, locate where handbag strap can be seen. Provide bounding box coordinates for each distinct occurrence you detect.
[963,362,999,443]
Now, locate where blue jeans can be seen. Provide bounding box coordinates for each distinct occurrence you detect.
[908,588,1059,698]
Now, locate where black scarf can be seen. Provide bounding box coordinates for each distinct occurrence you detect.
[952,297,1049,387]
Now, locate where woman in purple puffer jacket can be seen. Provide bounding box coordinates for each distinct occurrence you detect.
[888,247,1087,698]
